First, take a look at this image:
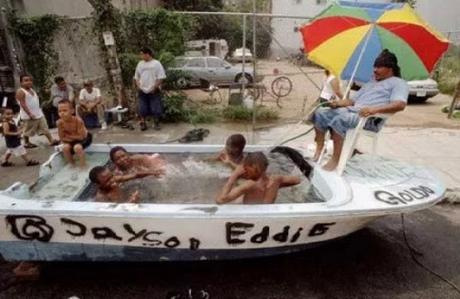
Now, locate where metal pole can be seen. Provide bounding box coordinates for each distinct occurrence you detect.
[343,24,375,99]
[242,15,246,96]
[251,0,257,142]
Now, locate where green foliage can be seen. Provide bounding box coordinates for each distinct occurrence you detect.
[163,92,218,124]
[163,92,188,122]
[435,45,460,95]
[163,0,224,11]
[123,9,192,56]
[188,107,219,124]
[222,105,278,121]
[118,52,138,88]
[9,14,61,99]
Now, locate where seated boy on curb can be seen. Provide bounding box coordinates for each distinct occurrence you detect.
[211,134,246,169]
[216,152,301,205]
[1,107,40,167]
[57,100,92,168]
[89,166,161,203]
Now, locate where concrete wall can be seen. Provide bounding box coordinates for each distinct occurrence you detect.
[51,18,111,98]
[12,0,94,17]
[270,0,330,58]
[9,0,164,17]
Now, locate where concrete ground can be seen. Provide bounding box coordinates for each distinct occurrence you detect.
[1,59,459,298]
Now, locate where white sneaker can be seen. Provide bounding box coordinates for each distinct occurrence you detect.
[101,122,108,130]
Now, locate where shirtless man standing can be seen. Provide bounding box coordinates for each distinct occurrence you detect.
[216,152,301,204]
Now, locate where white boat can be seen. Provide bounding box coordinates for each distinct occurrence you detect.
[0,143,445,262]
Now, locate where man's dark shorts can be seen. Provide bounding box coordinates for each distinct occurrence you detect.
[68,132,92,155]
[138,91,164,118]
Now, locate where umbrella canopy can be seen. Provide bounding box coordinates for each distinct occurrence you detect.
[300,1,450,83]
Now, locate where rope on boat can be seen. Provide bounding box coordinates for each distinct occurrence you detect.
[401,214,460,295]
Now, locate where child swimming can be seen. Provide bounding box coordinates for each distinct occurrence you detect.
[109,146,166,176]
[216,152,301,204]
[88,166,160,203]
[213,134,246,169]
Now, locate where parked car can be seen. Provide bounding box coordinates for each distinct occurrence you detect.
[231,47,253,62]
[169,56,263,89]
[407,78,439,103]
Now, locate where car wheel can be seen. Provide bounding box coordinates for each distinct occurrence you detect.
[175,77,189,89]
[235,73,253,84]
[408,95,429,103]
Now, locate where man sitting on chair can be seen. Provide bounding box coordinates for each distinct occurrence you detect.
[78,80,107,130]
[312,49,409,171]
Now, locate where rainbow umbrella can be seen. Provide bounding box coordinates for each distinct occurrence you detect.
[300,1,450,84]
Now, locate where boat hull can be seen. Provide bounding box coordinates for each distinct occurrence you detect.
[0,213,378,261]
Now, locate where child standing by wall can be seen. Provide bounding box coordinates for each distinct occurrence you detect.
[1,107,39,167]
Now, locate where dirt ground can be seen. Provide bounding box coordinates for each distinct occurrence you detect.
[184,59,460,129]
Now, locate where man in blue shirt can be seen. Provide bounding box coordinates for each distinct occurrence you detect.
[312,49,409,171]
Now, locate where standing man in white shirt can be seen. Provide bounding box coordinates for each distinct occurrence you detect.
[16,74,59,148]
[78,80,107,130]
[134,47,166,131]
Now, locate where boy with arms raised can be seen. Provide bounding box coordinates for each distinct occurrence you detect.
[57,100,92,168]
[216,152,301,204]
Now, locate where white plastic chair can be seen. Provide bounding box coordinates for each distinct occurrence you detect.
[336,113,393,175]
[317,113,393,176]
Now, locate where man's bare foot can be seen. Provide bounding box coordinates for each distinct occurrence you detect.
[322,159,338,171]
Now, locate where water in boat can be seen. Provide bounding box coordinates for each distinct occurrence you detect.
[13,152,323,204]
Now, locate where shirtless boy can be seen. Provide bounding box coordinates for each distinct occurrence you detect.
[215,134,246,169]
[57,100,92,168]
[109,146,165,175]
[89,166,161,203]
[216,152,301,204]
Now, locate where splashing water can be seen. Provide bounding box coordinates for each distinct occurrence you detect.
[10,152,322,204]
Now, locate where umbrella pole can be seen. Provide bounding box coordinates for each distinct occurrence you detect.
[343,24,375,99]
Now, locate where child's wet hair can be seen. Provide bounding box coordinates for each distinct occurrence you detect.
[243,152,269,171]
[226,134,246,151]
[57,99,72,107]
[89,166,106,183]
[109,146,127,162]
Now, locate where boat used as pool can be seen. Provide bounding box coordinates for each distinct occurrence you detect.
[0,143,445,261]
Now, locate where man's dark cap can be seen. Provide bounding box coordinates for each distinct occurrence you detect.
[373,49,401,77]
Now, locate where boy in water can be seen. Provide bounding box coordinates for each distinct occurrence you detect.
[57,100,92,168]
[215,134,246,169]
[109,146,166,175]
[216,152,301,204]
[1,107,40,167]
[89,166,161,203]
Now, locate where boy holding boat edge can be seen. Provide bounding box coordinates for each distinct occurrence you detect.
[216,152,301,204]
